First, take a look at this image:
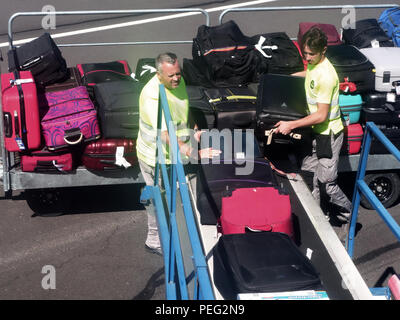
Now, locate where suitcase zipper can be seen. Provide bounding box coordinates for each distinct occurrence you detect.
[41,110,96,124]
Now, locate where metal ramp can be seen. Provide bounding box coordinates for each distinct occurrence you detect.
[141,84,380,300]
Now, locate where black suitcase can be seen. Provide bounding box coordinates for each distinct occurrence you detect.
[186,85,216,130]
[8,33,68,87]
[205,87,257,130]
[196,148,278,225]
[41,67,82,93]
[256,74,311,145]
[93,80,142,139]
[369,125,400,154]
[77,60,132,85]
[342,18,394,49]
[325,45,375,93]
[182,58,213,87]
[250,32,304,76]
[213,232,323,299]
[361,92,400,125]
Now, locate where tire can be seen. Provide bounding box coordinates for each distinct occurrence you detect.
[360,173,400,209]
[25,188,71,217]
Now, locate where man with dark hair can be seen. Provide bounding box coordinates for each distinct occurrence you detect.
[274,27,352,222]
[137,52,220,255]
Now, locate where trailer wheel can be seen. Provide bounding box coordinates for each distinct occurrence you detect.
[25,188,71,216]
[360,173,400,209]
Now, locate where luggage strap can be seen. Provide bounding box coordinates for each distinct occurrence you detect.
[208,95,257,104]
[12,70,28,151]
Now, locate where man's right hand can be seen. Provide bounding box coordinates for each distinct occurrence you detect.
[198,147,222,159]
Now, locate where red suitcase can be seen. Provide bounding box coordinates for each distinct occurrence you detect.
[1,71,41,152]
[220,187,294,239]
[21,148,74,172]
[342,123,363,155]
[82,138,137,170]
[297,22,342,47]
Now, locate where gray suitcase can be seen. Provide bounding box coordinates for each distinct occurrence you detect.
[360,47,400,92]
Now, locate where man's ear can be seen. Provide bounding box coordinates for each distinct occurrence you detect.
[322,46,327,55]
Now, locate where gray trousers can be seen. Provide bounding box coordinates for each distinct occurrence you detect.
[301,131,352,214]
[138,159,161,249]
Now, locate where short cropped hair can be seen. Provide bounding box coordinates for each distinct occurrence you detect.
[301,27,328,53]
[156,52,178,73]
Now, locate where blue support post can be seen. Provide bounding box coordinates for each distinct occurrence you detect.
[139,84,214,300]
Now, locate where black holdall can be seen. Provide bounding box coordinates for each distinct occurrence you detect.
[342,18,394,49]
[250,32,304,77]
[8,33,68,86]
[192,20,259,87]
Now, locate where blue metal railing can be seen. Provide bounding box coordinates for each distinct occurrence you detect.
[140,84,214,300]
[348,122,400,258]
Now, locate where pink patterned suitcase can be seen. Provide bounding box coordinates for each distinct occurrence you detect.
[40,86,101,150]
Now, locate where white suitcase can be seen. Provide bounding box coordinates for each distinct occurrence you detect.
[360,47,400,92]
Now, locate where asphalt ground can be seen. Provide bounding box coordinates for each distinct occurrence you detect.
[0,0,399,302]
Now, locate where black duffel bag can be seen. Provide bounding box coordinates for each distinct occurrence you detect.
[250,32,304,76]
[8,33,68,86]
[342,18,394,49]
[192,20,259,87]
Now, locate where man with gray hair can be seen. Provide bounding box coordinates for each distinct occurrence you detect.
[137,52,220,255]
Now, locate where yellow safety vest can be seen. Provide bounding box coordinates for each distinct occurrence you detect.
[305,57,343,135]
[136,75,190,167]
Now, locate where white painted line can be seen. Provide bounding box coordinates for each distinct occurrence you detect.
[0,0,278,48]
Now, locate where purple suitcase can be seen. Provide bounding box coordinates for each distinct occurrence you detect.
[40,86,101,150]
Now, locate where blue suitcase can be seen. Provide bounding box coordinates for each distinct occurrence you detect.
[339,94,363,125]
[379,7,400,47]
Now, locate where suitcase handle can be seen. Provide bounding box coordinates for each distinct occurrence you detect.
[63,129,83,145]
[3,112,12,138]
[245,226,273,233]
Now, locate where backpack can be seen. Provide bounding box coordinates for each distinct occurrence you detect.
[379,7,400,47]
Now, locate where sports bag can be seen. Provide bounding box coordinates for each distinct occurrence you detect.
[192,20,259,86]
[251,32,304,76]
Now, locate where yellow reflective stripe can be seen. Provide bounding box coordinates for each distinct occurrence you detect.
[208,95,257,104]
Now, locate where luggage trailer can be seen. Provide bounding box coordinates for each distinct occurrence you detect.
[0,8,210,214]
[0,5,399,299]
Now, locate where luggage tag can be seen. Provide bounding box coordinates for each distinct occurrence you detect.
[387,92,396,103]
[15,137,26,150]
[370,39,380,48]
[115,146,131,168]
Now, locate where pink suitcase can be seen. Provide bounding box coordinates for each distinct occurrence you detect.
[21,148,74,172]
[40,86,101,150]
[220,187,294,239]
[1,71,41,152]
